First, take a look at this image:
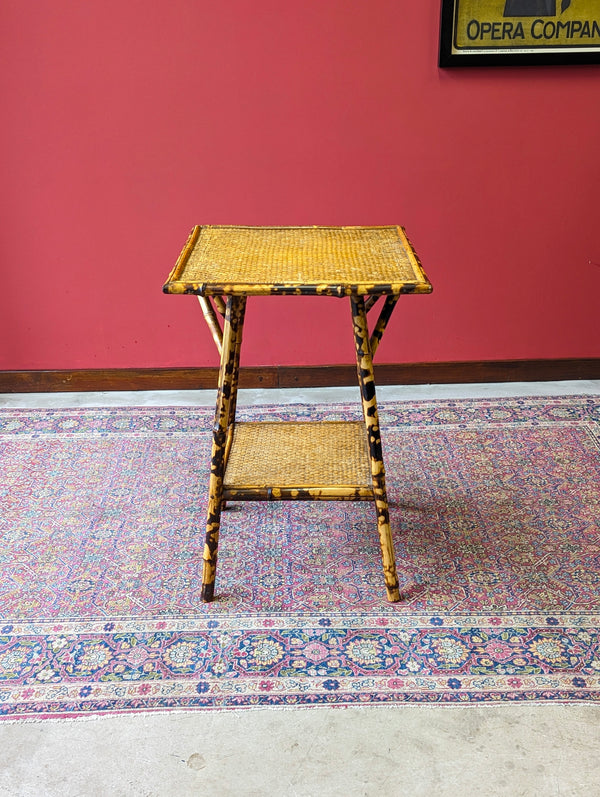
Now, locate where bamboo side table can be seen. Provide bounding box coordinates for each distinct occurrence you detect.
[163,225,432,603]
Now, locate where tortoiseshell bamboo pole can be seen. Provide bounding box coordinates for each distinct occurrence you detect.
[213,295,227,316]
[221,297,246,499]
[201,295,246,602]
[223,486,374,501]
[197,296,223,356]
[369,294,399,358]
[364,295,380,314]
[350,294,401,602]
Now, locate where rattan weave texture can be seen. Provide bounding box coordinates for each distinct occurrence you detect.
[224,421,372,488]
[164,225,431,295]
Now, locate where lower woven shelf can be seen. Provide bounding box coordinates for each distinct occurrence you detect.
[223,421,374,501]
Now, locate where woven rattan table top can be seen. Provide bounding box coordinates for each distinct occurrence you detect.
[163,225,432,297]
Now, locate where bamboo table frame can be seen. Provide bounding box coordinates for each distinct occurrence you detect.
[163,225,432,603]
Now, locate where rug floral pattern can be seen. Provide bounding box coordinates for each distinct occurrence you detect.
[1,397,599,717]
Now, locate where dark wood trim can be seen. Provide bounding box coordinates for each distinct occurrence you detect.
[0,367,278,393]
[280,359,600,387]
[0,359,599,393]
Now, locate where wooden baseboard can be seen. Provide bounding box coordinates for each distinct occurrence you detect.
[0,359,599,393]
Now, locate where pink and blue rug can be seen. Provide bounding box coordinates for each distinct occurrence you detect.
[1,396,599,718]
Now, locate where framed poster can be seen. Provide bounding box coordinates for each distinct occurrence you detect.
[439,0,600,66]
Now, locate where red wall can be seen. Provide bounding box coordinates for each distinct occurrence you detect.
[1,1,599,370]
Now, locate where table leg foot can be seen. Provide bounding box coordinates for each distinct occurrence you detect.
[377,510,401,602]
[201,554,217,602]
[201,581,215,603]
[386,586,401,602]
[201,505,221,602]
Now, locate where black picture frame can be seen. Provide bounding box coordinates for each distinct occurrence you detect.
[439,0,600,66]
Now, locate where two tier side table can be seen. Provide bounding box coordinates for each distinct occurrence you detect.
[163,225,432,602]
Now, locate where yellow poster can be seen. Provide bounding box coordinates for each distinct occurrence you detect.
[452,0,600,51]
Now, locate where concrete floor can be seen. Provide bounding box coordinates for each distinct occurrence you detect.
[1,381,600,797]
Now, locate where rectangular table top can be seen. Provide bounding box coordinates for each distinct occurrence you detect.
[163,225,432,297]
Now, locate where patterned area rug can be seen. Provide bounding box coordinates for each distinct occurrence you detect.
[1,396,599,719]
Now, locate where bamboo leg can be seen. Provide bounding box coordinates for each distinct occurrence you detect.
[221,297,246,510]
[224,297,246,460]
[350,295,400,602]
[201,295,246,602]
